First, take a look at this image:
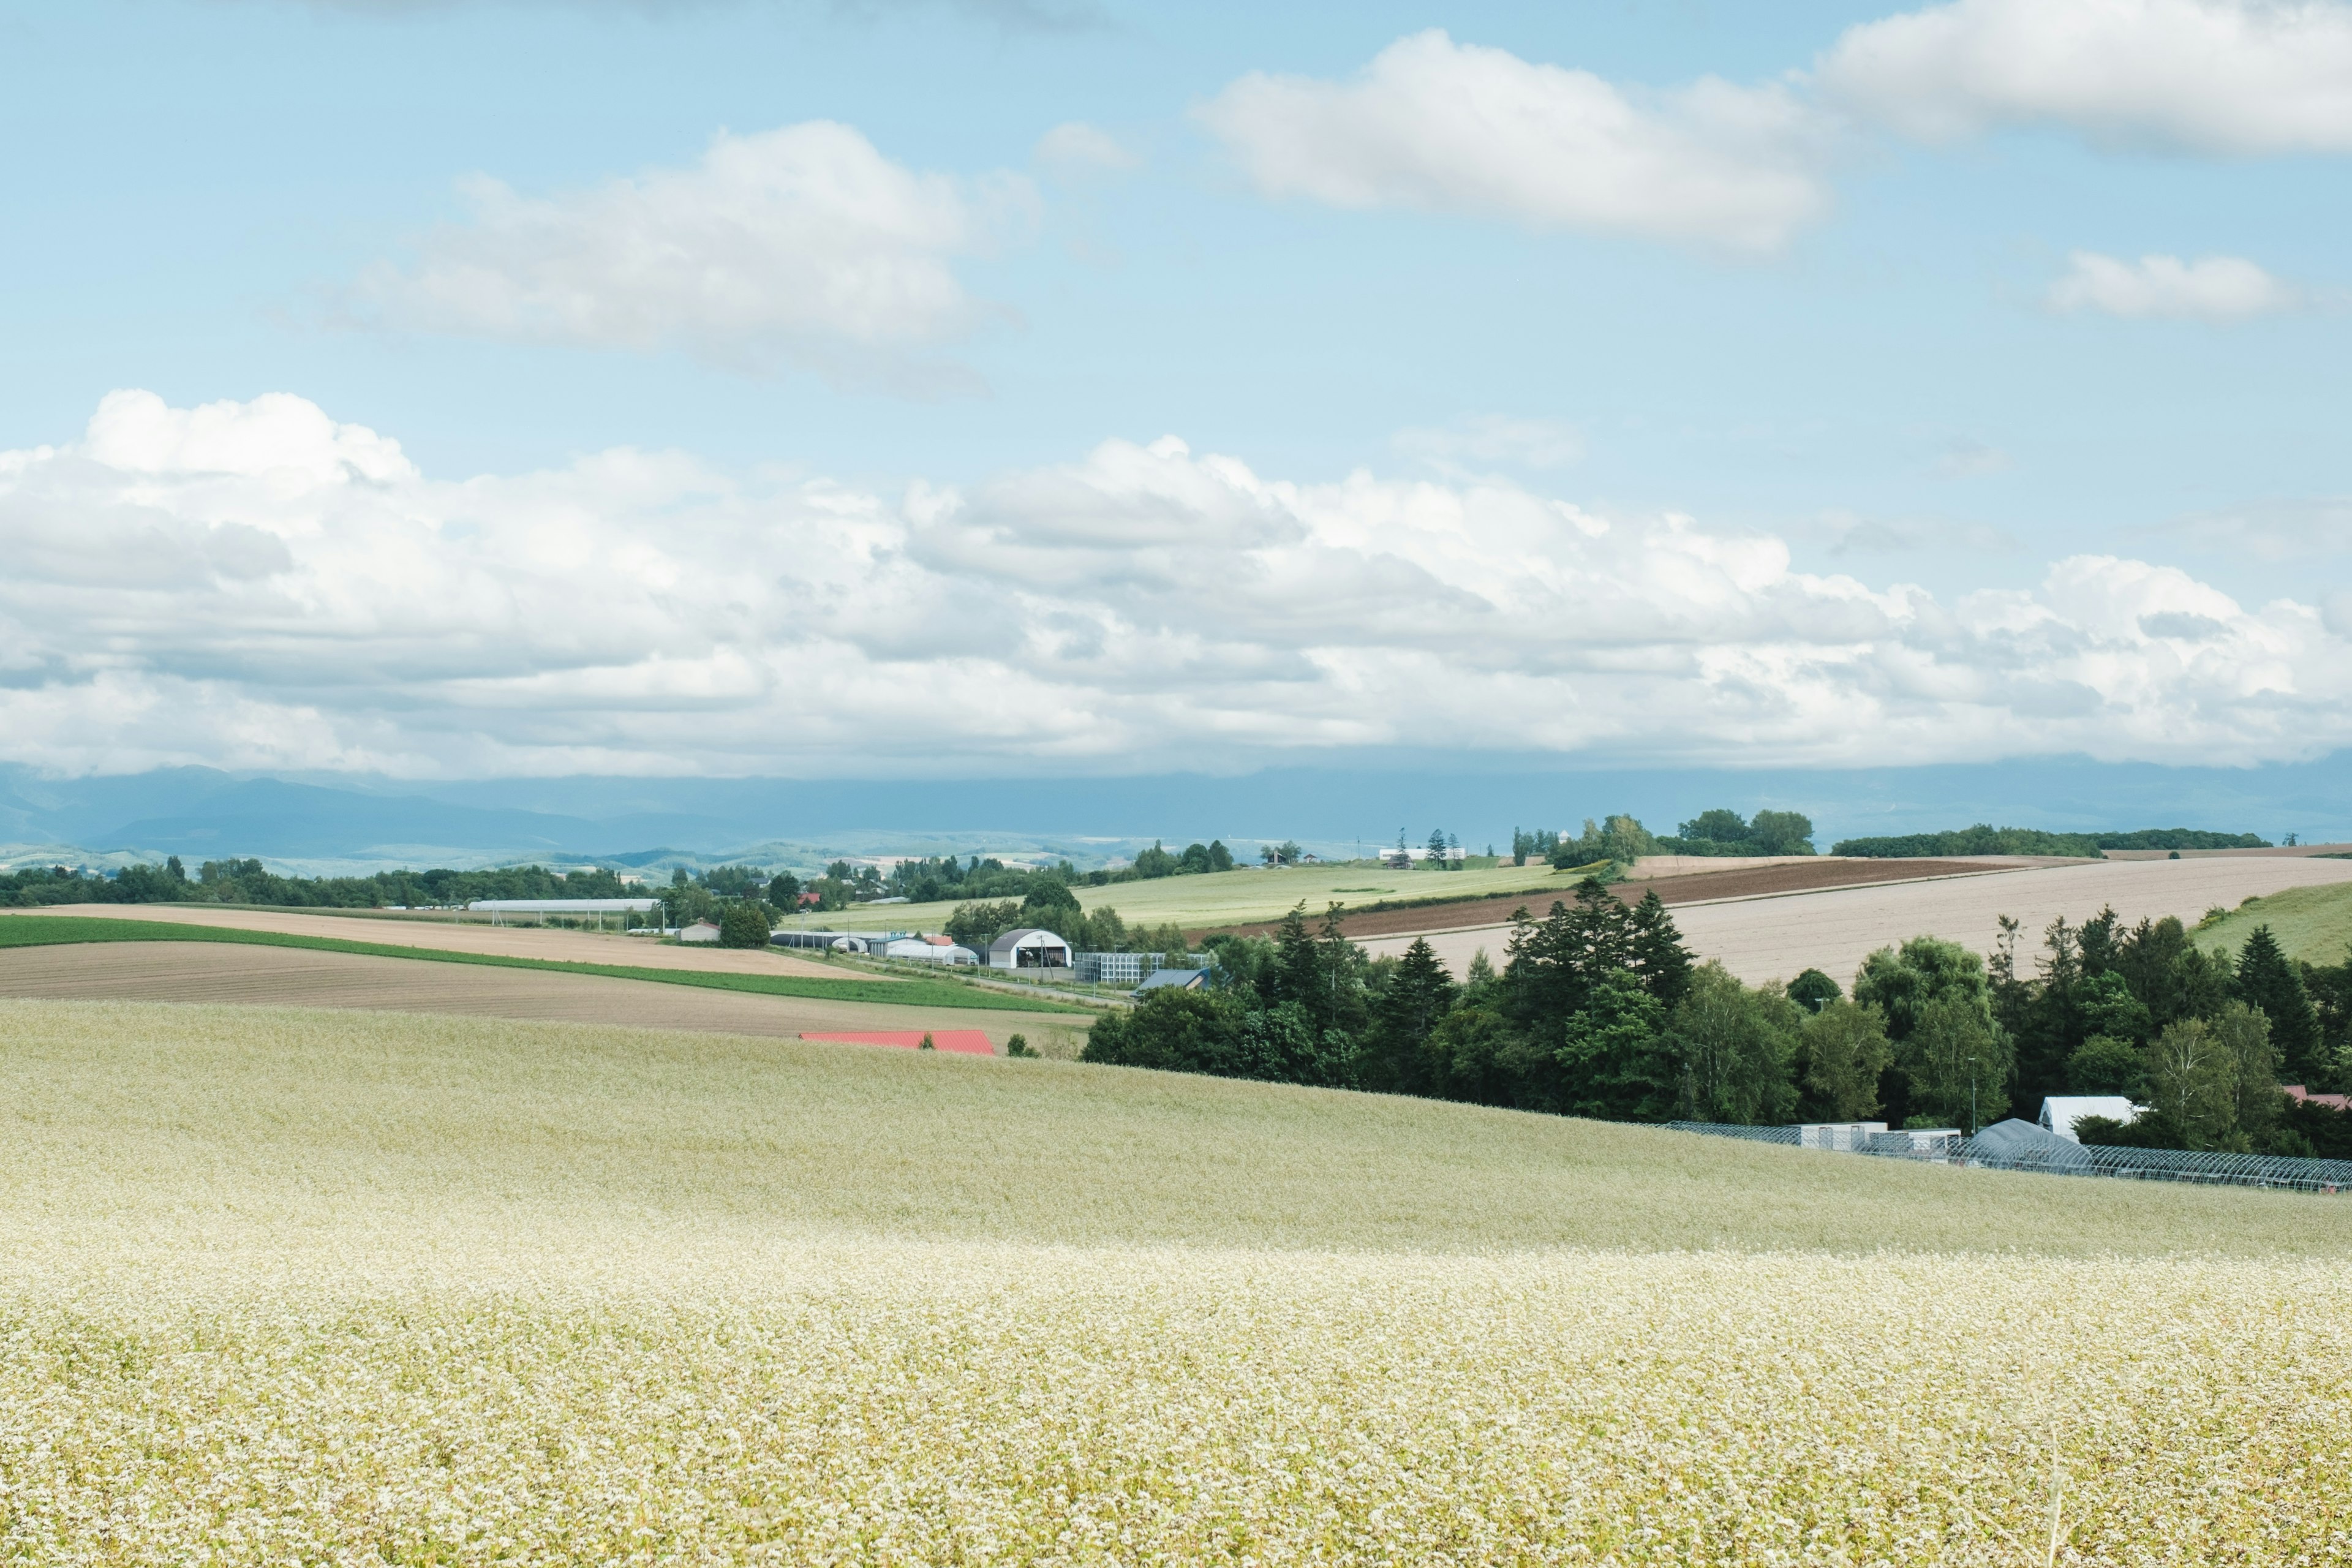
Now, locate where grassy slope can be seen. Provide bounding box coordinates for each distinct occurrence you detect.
[7,997,2344,1261]
[0,914,1084,1015]
[2198,880,2352,965]
[791,859,1596,939]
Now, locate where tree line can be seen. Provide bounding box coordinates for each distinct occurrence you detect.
[1831,826,2270,858]
[1080,877,2352,1156]
[0,858,646,910]
[1509,809,1820,869]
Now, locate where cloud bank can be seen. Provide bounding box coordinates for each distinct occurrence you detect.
[1197,30,1832,252]
[1820,0,2352,153]
[2,390,2345,778]
[2048,251,2301,318]
[355,121,1036,387]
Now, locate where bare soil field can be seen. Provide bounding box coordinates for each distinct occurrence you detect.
[1367,853,2352,987]
[1210,858,2019,941]
[6,902,867,981]
[0,941,1082,1055]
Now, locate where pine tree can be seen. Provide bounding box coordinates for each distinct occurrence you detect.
[1624,886,1693,1008]
[2235,925,2323,1082]
[1370,937,1455,1093]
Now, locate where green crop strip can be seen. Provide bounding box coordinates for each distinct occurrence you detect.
[0,915,1088,1015]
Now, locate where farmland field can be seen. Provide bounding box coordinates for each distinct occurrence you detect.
[774,856,1597,938]
[2196,876,2352,964]
[11,900,859,979]
[0,913,1082,1016]
[0,941,1090,1055]
[4,997,2350,1562]
[1372,851,2352,986]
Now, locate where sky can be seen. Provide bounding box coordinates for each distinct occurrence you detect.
[3,0,2350,784]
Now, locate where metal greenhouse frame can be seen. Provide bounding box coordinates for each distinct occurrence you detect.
[1664,1121,2352,1196]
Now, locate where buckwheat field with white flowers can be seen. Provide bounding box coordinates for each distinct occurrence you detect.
[5,998,2350,1563]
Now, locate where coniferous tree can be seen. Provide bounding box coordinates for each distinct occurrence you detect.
[2234,926,2322,1082]
[1624,886,1693,1007]
[1369,936,1454,1092]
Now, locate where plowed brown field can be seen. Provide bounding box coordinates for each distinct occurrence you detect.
[1208,858,2019,941]
[0,941,1085,1056]
[7,903,867,979]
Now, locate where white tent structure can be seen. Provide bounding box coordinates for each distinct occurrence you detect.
[884,938,979,966]
[2039,1096,2142,1143]
[987,928,1072,971]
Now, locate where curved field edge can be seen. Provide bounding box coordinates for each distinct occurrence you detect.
[0,914,1085,1015]
[7,998,2348,1262]
[2199,879,2352,965]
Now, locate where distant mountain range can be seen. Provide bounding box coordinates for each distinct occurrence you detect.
[2,754,2346,875]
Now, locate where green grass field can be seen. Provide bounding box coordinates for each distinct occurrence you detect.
[0,913,1085,1014]
[783,856,1598,938]
[2198,879,2352,965]
[6,997,2351,1561]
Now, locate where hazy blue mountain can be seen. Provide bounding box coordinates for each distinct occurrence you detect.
[2,753,2345,873]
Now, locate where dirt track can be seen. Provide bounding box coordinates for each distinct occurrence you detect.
[6,903,869,981]
[1363,854,2352,987]
[0,942,1087,1055]
[1207,858,2018,941]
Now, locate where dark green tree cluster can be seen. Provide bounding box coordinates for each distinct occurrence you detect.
[1126,839,1235,878]
[941,870,1188,959]
[1086,878,1907,1129]
[1992,908,2344,1153]
[0,857,658,911]
[1546,815,1657,870]
[1831,825,2269,858]
[1656,809,1817,858]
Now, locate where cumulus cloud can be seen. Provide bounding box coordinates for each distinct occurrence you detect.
[2048,251,2301,318]
[1819,0,2352,153]
[1196,30,1833,252]
[2,391,2348,777]
[353,121,1037,388]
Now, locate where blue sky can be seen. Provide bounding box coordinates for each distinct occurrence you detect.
[2,0,2350,783]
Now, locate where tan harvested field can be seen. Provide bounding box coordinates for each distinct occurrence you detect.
[0,941,1087,1055]
[1370,852,2352,986]
[7,900,869,979]
[1221,856,2021,940]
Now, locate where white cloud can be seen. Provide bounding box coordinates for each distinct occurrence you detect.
[3,391,2348,777]
[1196,30,1833,252]
[1393,415,1583,472]
[1819,0,2352,153]
[354,121,1038,387]
[2048,251,2301,318]
[1034,122,1139,181]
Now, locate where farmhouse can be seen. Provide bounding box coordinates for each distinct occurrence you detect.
[1136,967,1208,992]
[678,919,722,944]
[988,928,1072,971]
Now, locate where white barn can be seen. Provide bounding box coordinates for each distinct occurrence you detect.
[987,928,1072,971]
